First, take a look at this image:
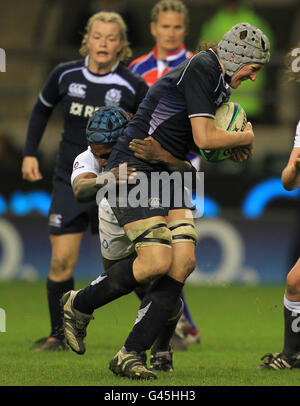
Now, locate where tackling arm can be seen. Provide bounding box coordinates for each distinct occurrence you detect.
[72,164,137,202]
[129,136,198,191]
[72,172,105,202]
[129,136,194,173]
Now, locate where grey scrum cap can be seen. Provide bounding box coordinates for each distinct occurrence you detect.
[218,22,270,78]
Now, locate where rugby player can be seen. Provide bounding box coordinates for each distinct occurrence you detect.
[62,23,270,380]
[258,47,300,370]
[70,105,198,372]
[129,0,199,347]
[21,11,148,351]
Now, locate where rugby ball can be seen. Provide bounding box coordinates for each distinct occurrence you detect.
[199,102,247,162]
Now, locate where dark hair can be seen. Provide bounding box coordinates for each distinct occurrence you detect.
[194,40,219,55]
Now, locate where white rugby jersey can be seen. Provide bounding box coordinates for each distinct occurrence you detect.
[294,120,300,148]
[71,146,101,182]
[71,147,118,224]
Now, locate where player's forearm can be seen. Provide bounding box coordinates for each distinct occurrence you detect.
[73,174,109,202]
[194,127,253,150]
[73,178,99,202]
[165,159,196,176]
[281,165,300,191]
[23,99,53,157]
[159,149,192,172]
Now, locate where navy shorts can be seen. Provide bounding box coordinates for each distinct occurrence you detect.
[48,176,98,235]
[105,150,195,227]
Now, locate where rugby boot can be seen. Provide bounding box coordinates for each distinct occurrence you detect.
[258,352,300,370]
[33,336,68,352]
[185,326,201,345]
[150,349,174,372]
[109,347,157,380]
[170,315,189,351]
[60,290,94,354]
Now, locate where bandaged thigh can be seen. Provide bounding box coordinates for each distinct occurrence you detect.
[168,219,198,244]
[126,219,172,249]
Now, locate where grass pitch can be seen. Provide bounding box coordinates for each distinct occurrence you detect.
[0,281,299,387]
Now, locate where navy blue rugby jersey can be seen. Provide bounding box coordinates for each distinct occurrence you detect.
[113,49,231,161]
[24,56,148,175]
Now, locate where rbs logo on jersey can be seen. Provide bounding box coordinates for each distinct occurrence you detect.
[68,83,87,98]
[70,102,100,118]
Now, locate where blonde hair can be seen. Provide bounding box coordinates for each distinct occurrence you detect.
[151,0,189,28]
[285,43,300,83]
[79,11,132,62]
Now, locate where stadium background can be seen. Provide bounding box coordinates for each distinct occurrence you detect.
[0,0,299,284]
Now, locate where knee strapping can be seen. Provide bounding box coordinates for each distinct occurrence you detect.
[126,219,172,249]
[168,219,198,244]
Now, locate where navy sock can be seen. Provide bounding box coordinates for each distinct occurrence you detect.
[151,297,183,354]
[125,275,184,353]
[73,255,138,314]
[47,277,74,339]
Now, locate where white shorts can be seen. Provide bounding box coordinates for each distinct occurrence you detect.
[98,198,135,261]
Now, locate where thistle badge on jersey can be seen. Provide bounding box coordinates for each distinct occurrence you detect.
[105,88,122,107]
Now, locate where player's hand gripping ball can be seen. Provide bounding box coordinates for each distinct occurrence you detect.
[199,102,247,162]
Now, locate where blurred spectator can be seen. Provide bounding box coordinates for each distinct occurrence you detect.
[197,0,274,122]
